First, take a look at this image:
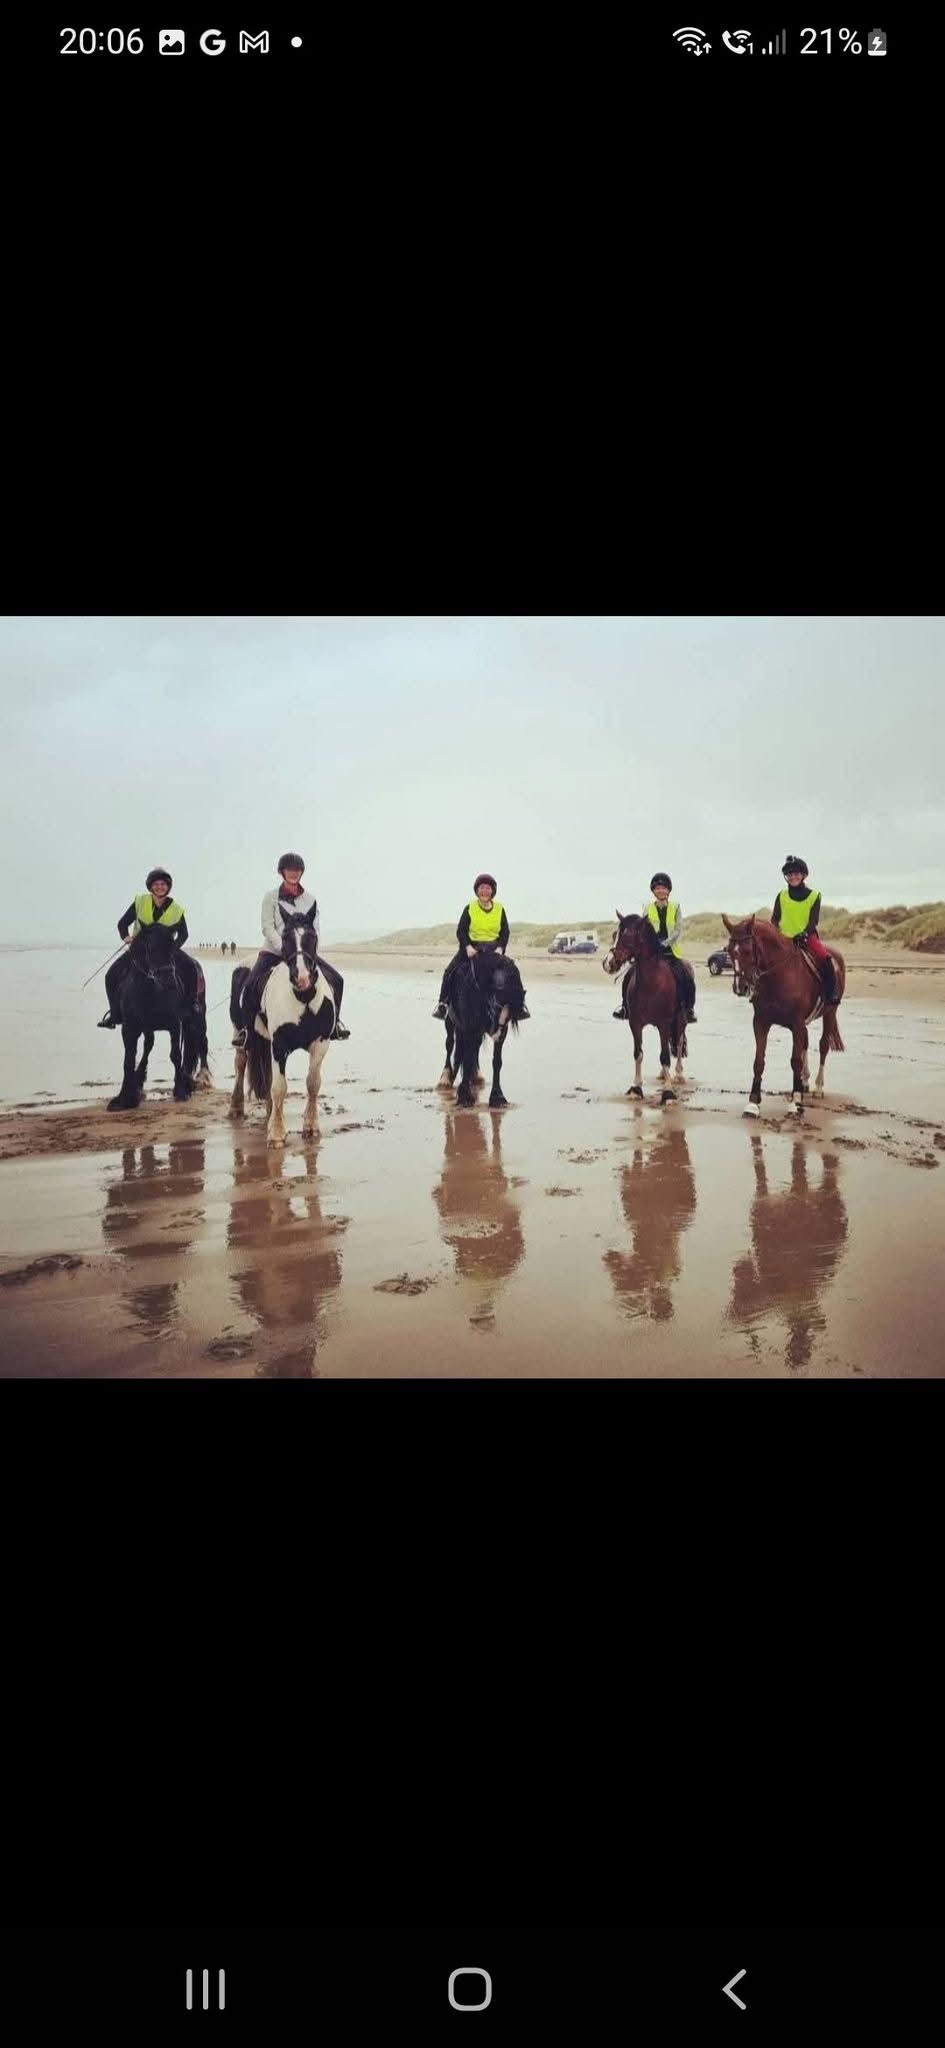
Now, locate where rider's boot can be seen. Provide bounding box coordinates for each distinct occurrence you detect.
[432,1001,448,1020]
[820,959,838,1006]
[97,1010,118,1029]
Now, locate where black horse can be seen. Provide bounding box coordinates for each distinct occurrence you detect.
[444,950,528,1109]
[107,925,206,1112]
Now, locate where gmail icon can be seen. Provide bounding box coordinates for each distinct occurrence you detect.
[239,29,269,52]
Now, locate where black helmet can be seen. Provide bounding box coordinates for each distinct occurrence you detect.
[473,873,497,892]
[146,867,172,889]
[278,852,305,874]
[782,855,809,876]
[650,872,672,890]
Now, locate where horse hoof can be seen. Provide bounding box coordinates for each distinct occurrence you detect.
[228,1105,244,1120]
[437,1071,453,1089]
[627,1086,643,1099]
[456,1094,474,1109]
[472,1072,485,1087]
[267,1135,285,1148]
[196,1068,213,1090]
[490,1095,507,1109]
[743,1102,760,1118]
[661,1090,676,1106]
[107,1097,133,1113]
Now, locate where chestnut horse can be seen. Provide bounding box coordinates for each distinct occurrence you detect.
[722,914,845,1117]
[602,913,688,1105]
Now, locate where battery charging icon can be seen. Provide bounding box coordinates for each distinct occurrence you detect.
[867,29,886,54]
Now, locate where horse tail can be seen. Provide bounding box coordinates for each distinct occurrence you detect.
[230,966,250,1029]
[247,1033,272,1102]
[181,1012,202,1079]
[825,1015,845,1053]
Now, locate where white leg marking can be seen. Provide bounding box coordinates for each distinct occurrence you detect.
[302,1039,329,1135]
[268,1067,287,1146]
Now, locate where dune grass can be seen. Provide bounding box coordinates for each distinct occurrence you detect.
[361,903,945,954]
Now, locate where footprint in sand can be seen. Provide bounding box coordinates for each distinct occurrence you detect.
[0,1254,85,1287]
[374,1272,435,1296]
[205,1335,255,1360]
[545,1186,581,1198]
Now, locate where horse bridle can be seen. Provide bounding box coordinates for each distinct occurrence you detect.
[729,930,769,999]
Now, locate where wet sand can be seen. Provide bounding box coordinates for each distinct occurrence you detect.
[1,949,943,1376]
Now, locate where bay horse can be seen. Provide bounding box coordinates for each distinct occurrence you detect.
[106,924,206,1112]
[229,910,335,1144]
[602,912,687,1105]
[722,914,845,1117]
[443,950,527,1109]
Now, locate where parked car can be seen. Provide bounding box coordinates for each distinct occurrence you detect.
[548,930,599,955]
[707,947,734,976]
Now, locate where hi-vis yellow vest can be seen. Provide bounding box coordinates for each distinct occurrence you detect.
[777,887,820,938]
[467,897,504,943]
[134,892,185,932]
[646,899,681,958]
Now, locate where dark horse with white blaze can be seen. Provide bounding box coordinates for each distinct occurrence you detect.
[439,950,528,1108]
[106,923,208,1112]
[722,913,845,1117]
[228,909,335,1144]
[602,913,688,1105]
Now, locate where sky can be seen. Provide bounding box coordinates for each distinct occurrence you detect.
[1,615,942,945]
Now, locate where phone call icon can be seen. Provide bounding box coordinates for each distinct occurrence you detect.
[722,29,753,53]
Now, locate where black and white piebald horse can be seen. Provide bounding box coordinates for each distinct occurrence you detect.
[440,949,528,1109]
[228,910,335,1145]
[107,924,208,1112]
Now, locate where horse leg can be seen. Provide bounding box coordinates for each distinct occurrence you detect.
[171,1020,193,1101]
[108,1024,142,1111]
[472,1031,486,1086]
[627,1026,644,1098]
[438,1016,455,1089]
[135,1029,154,1088]
[744,1013,769,1117]
[455,1028,476,1108]
[267,1059,288,1145]
[230,1043,247,1119]
[489,1023,509,1109]
[659,1026,676,1106]
[790,1022,807,1113]
[302,1040,329,1137]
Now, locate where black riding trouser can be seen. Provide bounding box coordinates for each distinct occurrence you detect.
[438,945,501,1005]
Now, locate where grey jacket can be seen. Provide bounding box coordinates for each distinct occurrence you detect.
[261,885,319,955]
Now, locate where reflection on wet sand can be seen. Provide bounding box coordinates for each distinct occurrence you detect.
[432,1111,525,1330]
[226,1144,346,1375]
[102,1140,205,1340]
[728,1135,849,1370]
[603,1125,697,1321]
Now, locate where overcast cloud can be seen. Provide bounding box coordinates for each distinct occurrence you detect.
[1,615,942,945]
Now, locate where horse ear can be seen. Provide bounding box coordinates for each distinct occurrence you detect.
[722,914,734,933]
[616,908,623,922]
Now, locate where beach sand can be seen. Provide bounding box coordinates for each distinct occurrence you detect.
[1,946,943,1377]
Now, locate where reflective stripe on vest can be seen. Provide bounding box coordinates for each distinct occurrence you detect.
[134,892,185,931]
[777,887,820,938]
[467,897,504,943]
[646,899,681,958]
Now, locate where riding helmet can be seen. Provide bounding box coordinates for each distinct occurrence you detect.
[650,872,672,890]
[146,867,173,888]
[473,873,497,893]
[278,852,306,874]
[782,856,809,876]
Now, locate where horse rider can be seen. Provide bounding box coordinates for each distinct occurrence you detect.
[771,855,839,1005]
[98,867,201,1027]
[432,873,530,1020]
[613,872,698,1024]
[235,852,350,1044]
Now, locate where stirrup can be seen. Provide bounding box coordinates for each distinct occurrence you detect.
[432,1001,448,1019]
[613,1008,625,1020]
[232,1026,248,1049]
[330,1021,350,1040]
[97,1012,117,1029]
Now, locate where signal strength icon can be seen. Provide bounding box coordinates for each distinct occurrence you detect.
[760,28,787,54]
[673,26,711,53]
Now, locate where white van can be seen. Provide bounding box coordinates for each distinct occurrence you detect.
[547,930,599,955]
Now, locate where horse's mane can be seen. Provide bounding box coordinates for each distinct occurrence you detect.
[752,918,791,952]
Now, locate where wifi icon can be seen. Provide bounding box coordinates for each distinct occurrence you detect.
[672,25,710,52]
